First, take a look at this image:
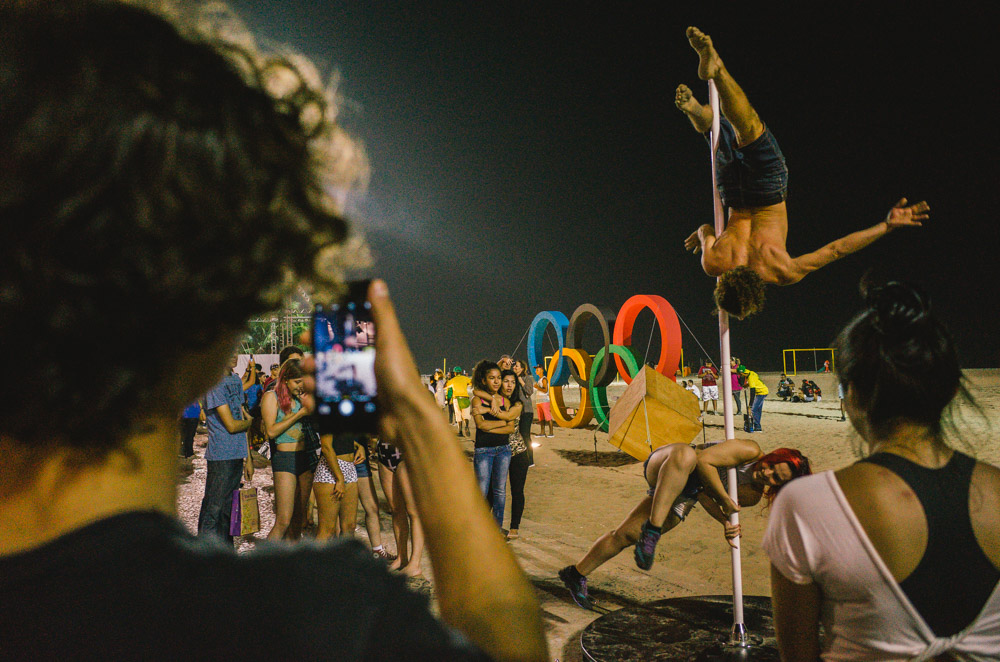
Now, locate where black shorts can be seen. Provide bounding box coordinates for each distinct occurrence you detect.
[710,117,788,208]
[271,448,318,476]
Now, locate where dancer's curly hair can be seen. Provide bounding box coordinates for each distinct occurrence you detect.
[0,0,367,457]
[714,266,766,319]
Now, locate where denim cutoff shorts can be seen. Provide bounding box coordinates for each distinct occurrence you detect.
[709,117,788,208]
[271,448,318,476]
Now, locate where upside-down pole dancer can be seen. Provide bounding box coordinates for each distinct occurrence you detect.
[677,27,929,319]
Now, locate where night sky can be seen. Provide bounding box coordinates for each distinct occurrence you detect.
[232,2,999,373]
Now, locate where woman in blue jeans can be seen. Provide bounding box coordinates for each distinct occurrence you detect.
[471,360,520,527]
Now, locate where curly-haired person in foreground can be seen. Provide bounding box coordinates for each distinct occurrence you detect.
[0,2,546,660]
[677,27,929,318]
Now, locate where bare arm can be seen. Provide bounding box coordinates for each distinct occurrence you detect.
[367,281,547,661]
[214,403,252,434]
[241,360,257,389]
[697,491,730,526]
[771,565,822,662]
[477,398,522,422]
[472,388,502,416]
[318,433,345,498]
[786,198,928,284]
[695,438,763,513]
[697,493,742,549]
[472,409,516,433]
[684,224,728,276]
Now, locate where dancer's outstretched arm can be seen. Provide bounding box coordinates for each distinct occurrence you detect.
[301,281,547,662]
[370,281,545,661]
[782,198,929,284]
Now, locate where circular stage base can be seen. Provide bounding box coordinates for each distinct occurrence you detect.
[581,595,778,661]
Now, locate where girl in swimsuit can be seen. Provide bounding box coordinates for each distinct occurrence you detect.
[261,359,317,541]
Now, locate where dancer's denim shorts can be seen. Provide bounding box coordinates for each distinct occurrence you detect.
[709,117,788,208]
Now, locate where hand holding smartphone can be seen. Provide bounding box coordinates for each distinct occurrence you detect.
[312,280,378,435]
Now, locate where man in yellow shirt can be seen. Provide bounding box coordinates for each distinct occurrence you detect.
[445,367,473,438]
[737,365,768,432]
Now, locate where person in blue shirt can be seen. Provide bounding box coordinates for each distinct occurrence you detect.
[179,400,203,458]
[197,354,254,545]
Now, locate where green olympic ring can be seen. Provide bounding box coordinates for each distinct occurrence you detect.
[588,344,640,432]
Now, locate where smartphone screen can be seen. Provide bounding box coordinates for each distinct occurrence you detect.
[313,280,377,435]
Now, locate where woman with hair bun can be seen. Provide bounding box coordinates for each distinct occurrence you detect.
[765,281,1000,661]
[558,438,811,610]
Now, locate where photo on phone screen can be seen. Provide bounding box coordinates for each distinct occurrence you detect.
[313,280,377,435]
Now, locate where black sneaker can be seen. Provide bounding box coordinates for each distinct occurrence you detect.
[634,522,661,570]
[558,566,593,610]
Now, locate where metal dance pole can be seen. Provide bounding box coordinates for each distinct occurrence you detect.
[708,79,747,647]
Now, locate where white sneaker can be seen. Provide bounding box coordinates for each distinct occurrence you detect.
[546,434,554,438]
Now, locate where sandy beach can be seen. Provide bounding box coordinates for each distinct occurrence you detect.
[176,369,1000,661]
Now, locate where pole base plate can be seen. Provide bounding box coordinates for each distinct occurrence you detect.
[580,594,777,661]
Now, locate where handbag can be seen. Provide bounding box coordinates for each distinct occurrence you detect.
[508,427,528,456]
[229,486,261,537]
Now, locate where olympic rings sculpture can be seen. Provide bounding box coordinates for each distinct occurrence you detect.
[526,295,682,431]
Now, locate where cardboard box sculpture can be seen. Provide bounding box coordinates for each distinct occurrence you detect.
[607,366,703,461]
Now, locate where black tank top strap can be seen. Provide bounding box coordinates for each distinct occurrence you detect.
[475,398,510,449]
[859,451,999,637]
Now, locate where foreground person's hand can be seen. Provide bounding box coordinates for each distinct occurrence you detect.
[367,280,548,662]
[367,279,433,450]
[299,280,547,661]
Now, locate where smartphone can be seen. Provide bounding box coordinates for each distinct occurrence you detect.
[313,280,378,435]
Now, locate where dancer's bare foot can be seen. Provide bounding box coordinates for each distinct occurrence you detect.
[388,557,403,571]
[686,26,722,80]
[675,84,713,133]
[401,563,423,578]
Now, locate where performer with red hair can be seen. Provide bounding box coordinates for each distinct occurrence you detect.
[559,439,810,610]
